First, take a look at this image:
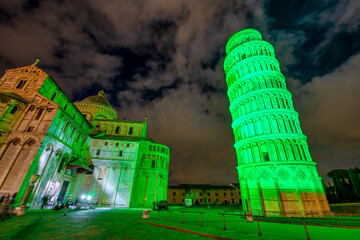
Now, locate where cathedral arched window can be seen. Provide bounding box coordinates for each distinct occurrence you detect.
[34,108,44,120]
[86,164,94,175]
[263,152,270,161]
[57,158,66,173]
[10,106,19,114]
[51,92,57,101]
[15,80,26,89]
[128,126,133,135]
[115,126,120,134]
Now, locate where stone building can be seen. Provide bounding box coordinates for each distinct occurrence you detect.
[224,29,330,217]
[0,62,170,209]
[168,184,241,205]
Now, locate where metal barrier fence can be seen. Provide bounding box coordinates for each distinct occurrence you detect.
[152,209,360,240]
[251,210,334,218]
[179,211,205,226]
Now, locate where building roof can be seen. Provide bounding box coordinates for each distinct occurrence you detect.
[78,90,112,108]
[74,90,117,120]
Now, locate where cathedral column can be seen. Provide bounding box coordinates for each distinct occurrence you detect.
[43,153,62,196]
[88,166,97,198]
[68,173,79,201]
[73,173,84,201]
[113,166,123,206]
[99,166,111,205]
[29,146,54,203]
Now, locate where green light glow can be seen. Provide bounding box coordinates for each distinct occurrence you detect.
[224,29,330,217]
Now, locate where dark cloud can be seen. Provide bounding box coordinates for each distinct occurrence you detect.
[0,0,359,184]
[292,53,360,180]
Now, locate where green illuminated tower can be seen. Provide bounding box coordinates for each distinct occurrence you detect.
[224,29,330,217]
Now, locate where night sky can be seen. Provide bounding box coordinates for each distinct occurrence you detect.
[0,0,359,185]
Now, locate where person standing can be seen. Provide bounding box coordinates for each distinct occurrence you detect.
[63,201,70,216]
[41,195,48,209]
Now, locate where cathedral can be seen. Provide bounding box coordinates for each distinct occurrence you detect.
[0,62,170,209]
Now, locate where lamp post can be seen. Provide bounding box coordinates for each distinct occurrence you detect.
[17,174,40,216]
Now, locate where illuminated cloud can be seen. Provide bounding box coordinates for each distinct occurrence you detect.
[0,0,359,184]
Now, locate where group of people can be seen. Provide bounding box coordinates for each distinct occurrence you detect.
[42,195,75,216]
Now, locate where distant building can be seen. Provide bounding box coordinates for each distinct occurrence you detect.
[167,184,241,205]
[0,62,170,209]
[224,29,330,217]
[326,168,360,203]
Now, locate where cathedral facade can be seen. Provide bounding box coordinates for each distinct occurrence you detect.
[0,62,170,209]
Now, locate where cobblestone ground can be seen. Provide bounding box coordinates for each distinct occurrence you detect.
[0,208,209,240]
[1,207,359,240]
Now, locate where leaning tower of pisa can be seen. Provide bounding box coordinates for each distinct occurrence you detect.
[224,29,330,217]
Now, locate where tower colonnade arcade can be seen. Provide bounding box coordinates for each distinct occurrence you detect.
[224,29,330,217]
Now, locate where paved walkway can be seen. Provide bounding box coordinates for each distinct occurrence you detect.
[0,208,208,240]
[0,207,359,239]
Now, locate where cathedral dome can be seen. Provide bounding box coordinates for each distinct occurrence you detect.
[75,90,117,122]
[80,90,113,108]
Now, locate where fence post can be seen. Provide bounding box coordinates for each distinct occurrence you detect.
[182,211,184,224]
[301,217,311,240]
[157,210,160,221]
[222,214,226,230]
[340,216,344,226]
[200,212,203,227]
[168,211,171,222]
[256,216,262,236]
